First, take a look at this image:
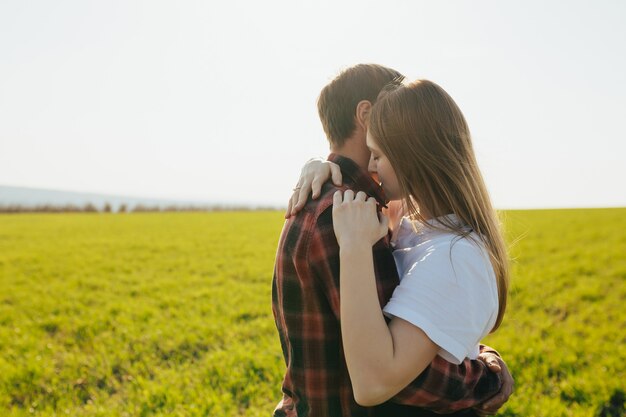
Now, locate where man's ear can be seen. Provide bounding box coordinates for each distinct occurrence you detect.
[355,100,372,130]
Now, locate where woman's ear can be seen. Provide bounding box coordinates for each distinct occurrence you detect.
[355,100,372,130]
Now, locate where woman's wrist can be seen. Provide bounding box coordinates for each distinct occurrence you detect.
[339,241,373,255]
[339,244,374,274]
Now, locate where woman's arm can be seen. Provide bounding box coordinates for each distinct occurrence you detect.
[286,158,407,235]
[333,190,439,406]
[286,158,342,218]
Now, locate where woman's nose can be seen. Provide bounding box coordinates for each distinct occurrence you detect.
[368,158,377,173]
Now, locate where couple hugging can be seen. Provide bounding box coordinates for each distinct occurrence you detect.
[272,64,513,417]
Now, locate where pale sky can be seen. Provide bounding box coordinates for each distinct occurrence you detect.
[1,0,625,209]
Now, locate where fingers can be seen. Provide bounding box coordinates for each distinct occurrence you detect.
[479,352,502,373]
[285,196,293,219]
[333,190,373,205]
[354,191,367,202]
[286,186,300,218]
[333,190,342,208]
[343,189,355,202]
[286,158,331,217]
[293,183,312,213]
[487,360,502,373]
[287,182,311,217]
[330,163,343,186]
[286,184,301,218]
[312,162,340,199]
[479,357,514,413]
[332,191,388,246]
[311,177,323,199]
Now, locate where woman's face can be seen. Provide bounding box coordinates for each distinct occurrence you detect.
[366,131,401,201]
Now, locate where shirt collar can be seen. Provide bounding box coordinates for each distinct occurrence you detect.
[327,153,387,207]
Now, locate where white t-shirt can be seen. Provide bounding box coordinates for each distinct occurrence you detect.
[382,214,499,365]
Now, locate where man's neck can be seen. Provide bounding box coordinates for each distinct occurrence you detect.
[330,138,370,172]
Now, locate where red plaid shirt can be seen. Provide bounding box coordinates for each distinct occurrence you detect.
[272,154,502,417]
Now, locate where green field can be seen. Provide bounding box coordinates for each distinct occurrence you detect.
[0,209,624,416]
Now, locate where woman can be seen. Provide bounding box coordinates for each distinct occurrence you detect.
[291,79,509,407]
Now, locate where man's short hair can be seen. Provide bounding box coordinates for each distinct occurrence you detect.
[317,64,404,147]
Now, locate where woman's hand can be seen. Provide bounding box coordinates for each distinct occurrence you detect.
[332,190,389,248]
[286,158,343,218]
[474,353,514,415]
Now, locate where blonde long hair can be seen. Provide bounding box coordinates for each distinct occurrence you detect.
[369,80,509,331]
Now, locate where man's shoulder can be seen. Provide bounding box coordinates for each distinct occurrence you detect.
[300,182,349,219]
[277,183,347,269]
[279,183,346,248]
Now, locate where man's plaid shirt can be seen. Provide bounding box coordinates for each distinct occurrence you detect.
[272,154,502,417]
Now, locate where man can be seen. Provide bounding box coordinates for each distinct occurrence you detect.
[272,64,513,417]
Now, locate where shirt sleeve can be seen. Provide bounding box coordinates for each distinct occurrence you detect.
[383,240,498,364]
[390,355,503,412]
[386,240,503,412]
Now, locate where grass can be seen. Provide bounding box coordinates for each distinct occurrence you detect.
[0,212,285,416]
[0,208,624,416]
[482,208,626,416]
